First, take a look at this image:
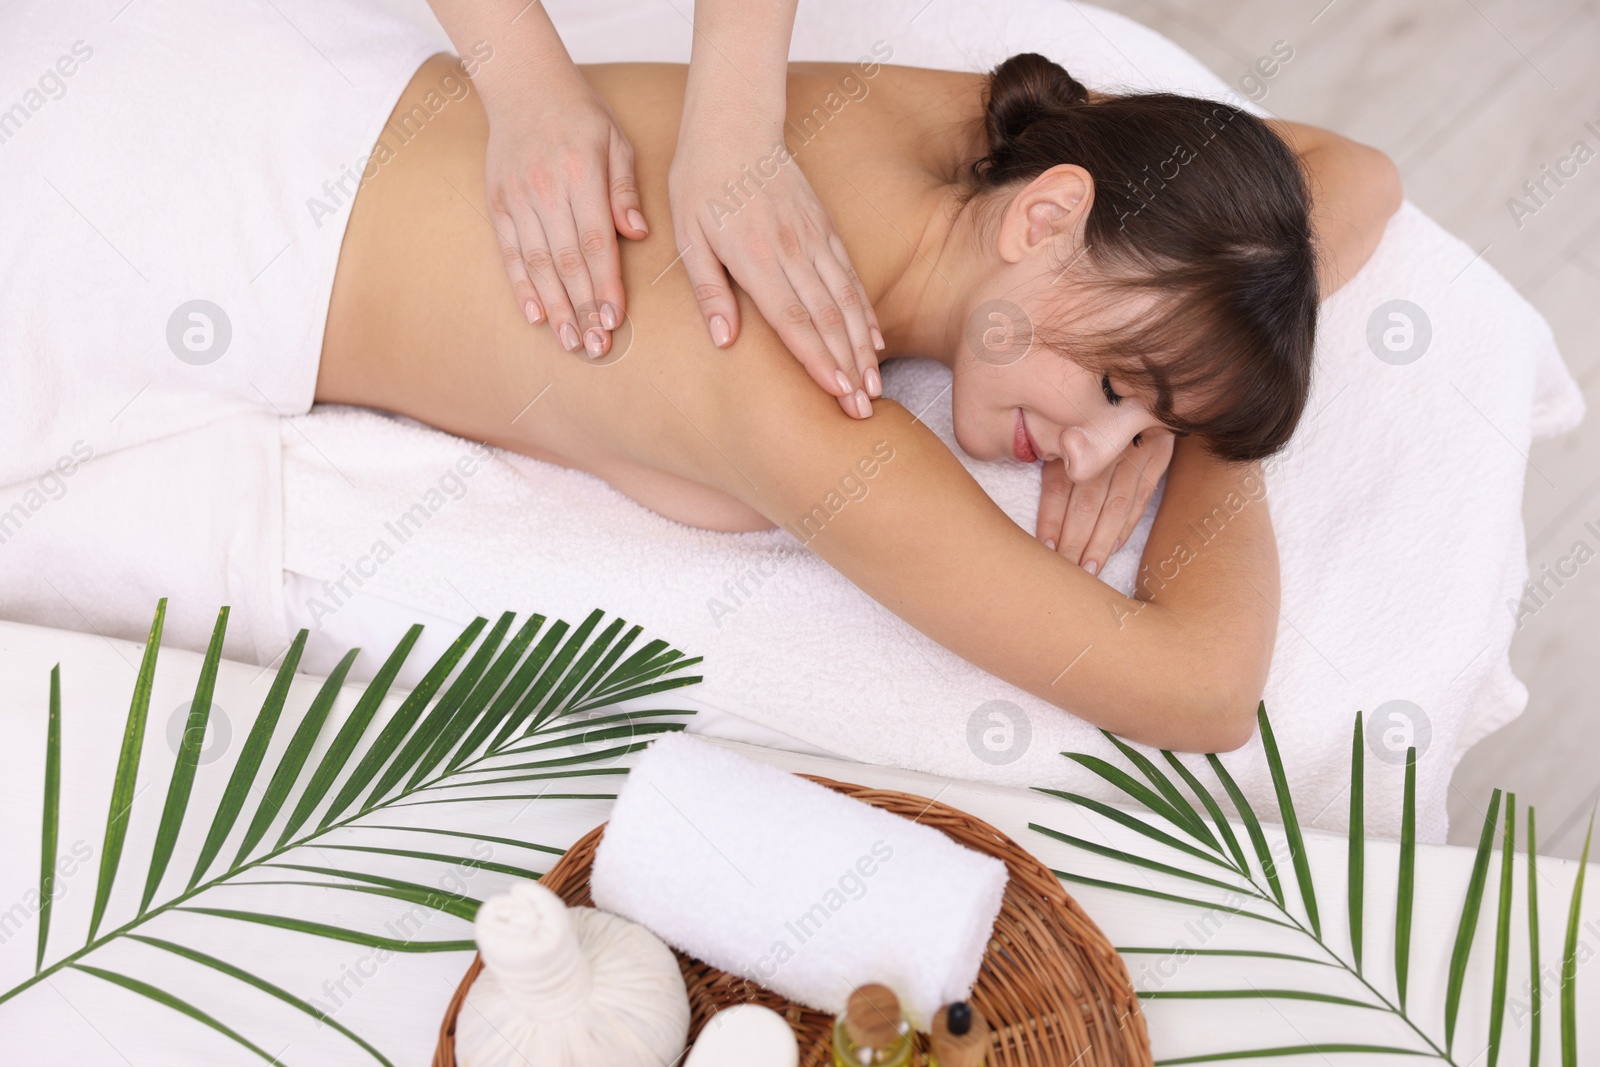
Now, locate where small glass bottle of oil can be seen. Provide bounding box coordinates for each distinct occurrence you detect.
[928,1001,989,1067]
[831,984,914,1067]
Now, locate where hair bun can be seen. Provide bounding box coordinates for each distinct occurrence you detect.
[983,53,1090,154]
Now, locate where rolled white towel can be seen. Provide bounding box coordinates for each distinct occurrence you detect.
[589,734,1008,1029]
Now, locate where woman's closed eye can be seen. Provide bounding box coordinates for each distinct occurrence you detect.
[1101,375,1143,447]
[1100,373,1123,406]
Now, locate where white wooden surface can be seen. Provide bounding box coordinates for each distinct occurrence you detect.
[0,619,1593,1065]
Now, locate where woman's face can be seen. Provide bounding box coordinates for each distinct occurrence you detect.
[946,167,1178,481]
[949,285,1175,482]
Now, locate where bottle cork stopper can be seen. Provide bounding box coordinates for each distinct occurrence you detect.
[930,1001,991,1067]
[844,983,904,1048]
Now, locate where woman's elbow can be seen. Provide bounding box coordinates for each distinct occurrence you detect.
[1204,697,1260,753]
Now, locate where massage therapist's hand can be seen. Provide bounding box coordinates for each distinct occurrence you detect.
[669,105,884,420]
[485,68,647,358]
[1036,432,1175,575]
[424,0,647,359]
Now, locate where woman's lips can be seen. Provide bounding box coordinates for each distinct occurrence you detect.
[1012,409,1039,463]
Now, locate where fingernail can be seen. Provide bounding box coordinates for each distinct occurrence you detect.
[855,390,871,418]
[871,325,885,351]
[710,314,731,347]
[585,328,607,358]
[1111,537,1124,555]
[559,322,580,351]
[600,302,620,330]
[834,370,852,397]
[627,208,648,235]
[864,366,882,398]
[1084,559,1099,576]
[524,300,543,325]
[1044,538,1056,551]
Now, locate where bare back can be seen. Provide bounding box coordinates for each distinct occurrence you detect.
[318,56,987,531]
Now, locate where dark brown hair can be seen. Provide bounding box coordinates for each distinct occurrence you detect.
[965,53,1319,462]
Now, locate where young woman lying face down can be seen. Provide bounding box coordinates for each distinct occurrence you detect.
[316,52,1402,753]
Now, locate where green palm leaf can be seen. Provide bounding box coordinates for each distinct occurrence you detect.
[1065,752,1210,844]
[1161,751,1251,873]
[319,617,489,828]
[1116,946,1331,967]
[1035,705,1589,1066]
[189,630,307,889]
[276,624,427,845]
[1397,744,1418,1008]
[1155,1044,1429,1065]
[233,648,357,866]
[1205,752,1287,907]
[174,908,478,952]
[1099,730,1219,849]
[1488,794,1516,1067]
[141,607,229,913]
[1563,809,1594,1067]
[1256,703,1320,938]
[1029,823,1266,900]
[128,935,394,1066]
[1348,712,1364,971]
[72,964,278,1062]
[35,665,62,972]
[365,612,514,806]
[1051,870,1297,930]
[1529,807,1542,1067]
[86,598,166,942]
[1138,988,1380,1010]
[0,598,701,1064]
[1030,788,1235,872]
[1445,787,1503,1052]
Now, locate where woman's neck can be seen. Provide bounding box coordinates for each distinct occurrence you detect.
[871,183,985,371]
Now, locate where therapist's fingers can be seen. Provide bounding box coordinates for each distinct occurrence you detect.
[811,241,880,400]
[608,127,649,243]
[491,207,544,326]
[509,203,580,352]
[754,263,869,418]
[536,200,605,355]
[567,171,626,354]
[828,232,883,395]
[678,220,741,349]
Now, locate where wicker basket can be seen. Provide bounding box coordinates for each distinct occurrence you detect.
[435,775,1152,1066]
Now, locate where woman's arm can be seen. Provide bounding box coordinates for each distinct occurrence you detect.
[685,325,1277,753]
[1268,120,1403,300]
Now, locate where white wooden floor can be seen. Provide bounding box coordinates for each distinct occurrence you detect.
[1086,0,1600,856]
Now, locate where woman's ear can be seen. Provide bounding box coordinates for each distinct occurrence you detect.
[998,163,1094,264]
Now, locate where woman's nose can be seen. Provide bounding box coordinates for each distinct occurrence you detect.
[1062,420,1137,482]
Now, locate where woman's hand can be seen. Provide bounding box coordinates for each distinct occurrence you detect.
[1036,432,1175,574]
[669,108,884,419]
[485,68,648,359]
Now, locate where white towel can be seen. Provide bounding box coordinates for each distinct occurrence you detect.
[588,734,1008,1030]
[0,0,444,487]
